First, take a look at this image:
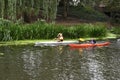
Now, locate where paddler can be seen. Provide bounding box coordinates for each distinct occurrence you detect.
[57,33,64,42]
[90,38,96,44]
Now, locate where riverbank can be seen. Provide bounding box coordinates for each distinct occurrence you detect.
[0,33,117,46]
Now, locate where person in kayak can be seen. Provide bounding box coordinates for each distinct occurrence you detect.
[57,33,64,42]
[90,38,96,44]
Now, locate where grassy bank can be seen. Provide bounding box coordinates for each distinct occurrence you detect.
[0,20,119,46]
[0,31,117,46]
[0,34,117,46]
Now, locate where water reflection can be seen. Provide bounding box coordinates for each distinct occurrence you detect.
[0,40,120,80]
[22,49,42,79]
[72,47,105,80]
[86,49,105,80]
[55,46,64,54]
[78,48,83,57]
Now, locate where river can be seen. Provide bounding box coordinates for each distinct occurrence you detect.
[0,40,120,80]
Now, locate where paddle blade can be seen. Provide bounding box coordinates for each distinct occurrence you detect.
[79,38,85,41]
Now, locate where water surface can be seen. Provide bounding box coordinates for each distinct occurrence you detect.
[0,40,120,80]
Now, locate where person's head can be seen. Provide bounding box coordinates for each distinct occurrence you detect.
[58,33,63,37]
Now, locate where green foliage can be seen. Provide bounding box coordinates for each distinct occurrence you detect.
[0,18,13,27]
[111,27,120,34]
[106,0,120,12]
[105,0,120,24]
[0,0,58,23]
[0,23,107,41]
[88,24,107,37]
[43,0,58,22]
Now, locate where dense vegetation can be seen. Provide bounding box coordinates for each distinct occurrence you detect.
[0,0,119,42]
[0,21,107,41]
[65,6,108,21]
[0,0,119,23]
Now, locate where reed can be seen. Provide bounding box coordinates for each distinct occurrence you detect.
[87,24,107,37]
[0,22,107,41]
[111,27,120,34]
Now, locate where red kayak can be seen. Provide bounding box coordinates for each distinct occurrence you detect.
[68,42,110,48]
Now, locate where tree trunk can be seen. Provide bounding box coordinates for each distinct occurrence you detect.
[63,0,68,19]
[43,0,58,23]
[4,0,9,19]
[0,0,5,18]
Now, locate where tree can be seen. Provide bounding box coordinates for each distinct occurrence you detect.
[105,0,120,23]
[63,0,69,19]
[43,0,58,22]
[0,0,5,18]
[0,0,60,23]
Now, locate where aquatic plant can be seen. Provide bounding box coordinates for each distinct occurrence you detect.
[0,23,107,41]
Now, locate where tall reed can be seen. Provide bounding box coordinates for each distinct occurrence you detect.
[111,27,120,34]
[0,22,107,41]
